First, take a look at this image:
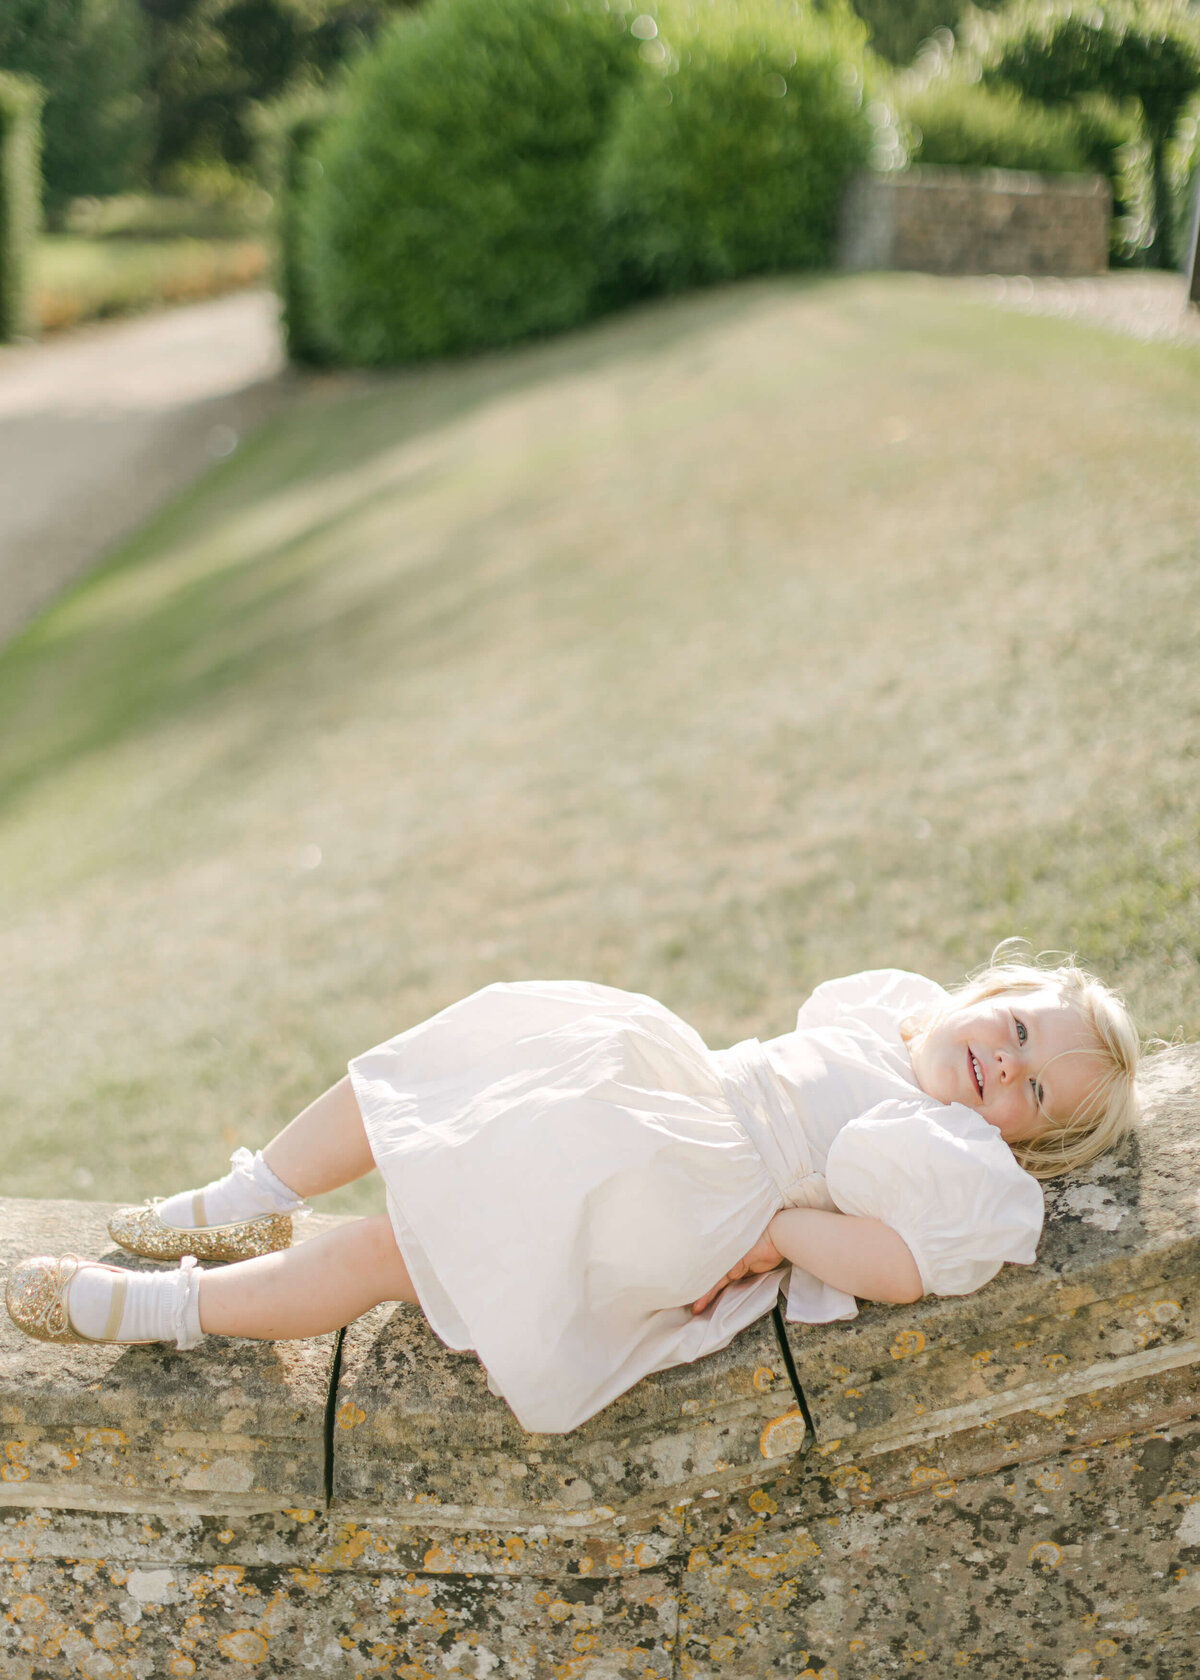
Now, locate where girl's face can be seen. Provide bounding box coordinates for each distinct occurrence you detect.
[908,986,1103,1145]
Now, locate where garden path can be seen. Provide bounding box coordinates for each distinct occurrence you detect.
[0,289,286,647]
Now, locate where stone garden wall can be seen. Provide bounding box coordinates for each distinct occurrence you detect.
[2,1045,1198,1678]
[839,166,1111,277]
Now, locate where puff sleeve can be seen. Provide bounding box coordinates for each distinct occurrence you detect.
[824,1099,1044,1297]
[795,970,949,1039]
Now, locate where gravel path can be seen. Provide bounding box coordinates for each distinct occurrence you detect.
[0,290,287,648]
[962,270,1200,346]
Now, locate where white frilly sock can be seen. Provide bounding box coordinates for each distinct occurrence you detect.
[67,1256,205,1349]
[155,1148,308,1230]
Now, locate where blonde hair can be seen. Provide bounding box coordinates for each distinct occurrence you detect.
[902,939,1141,1180]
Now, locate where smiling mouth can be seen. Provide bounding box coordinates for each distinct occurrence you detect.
[969,1052,983,1098]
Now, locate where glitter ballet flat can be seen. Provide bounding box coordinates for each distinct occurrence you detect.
[106,1201,293,1264]
[5,1254,152,1345]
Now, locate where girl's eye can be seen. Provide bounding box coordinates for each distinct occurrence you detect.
[1014,1018,1027,1044]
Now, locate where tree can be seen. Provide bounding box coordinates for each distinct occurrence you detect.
[985,2,1200,267]
[0,0,151,214]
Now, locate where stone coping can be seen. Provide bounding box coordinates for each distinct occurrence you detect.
[2,1046,1196,1532]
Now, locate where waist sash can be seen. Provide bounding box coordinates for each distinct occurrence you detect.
[713,1038,838,1212]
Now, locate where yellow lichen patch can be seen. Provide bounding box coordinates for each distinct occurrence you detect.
[83,1429,127,1448]
[816,1439,842,1456]
[217,1531,234,1545]
[576,1556,594,1575]
[1035,1471,1062,1491]
[289,1570,322,1590]
[422,1544,455,1573]
[212,1566,245,1587]
[326,1525,370,1569]
[282,1509,315,1523]
[1027,1542,1063,1569]
[2,1443,29,1482]
[336,1403,366,1430]
[969,1349,994,1369]
[709,1635,739,1661]
[217,1628,268,1663]
[1069,1459,1088,1472]
[890,1331,925,1360]
[910,1466,952,1493]
[546,1599,573,1622]
[843,1388,861,1399]
[747,1489,777,1515]
[1042,1353,1068,1370]
[753,1366,776,1391]
[1095,1638,1119,1656]
[632,1545,656,1569]
[168,1657,196,1676]
[759,1409,807,1459]
[827,1465,870,1493]
[7,1594,45,1622]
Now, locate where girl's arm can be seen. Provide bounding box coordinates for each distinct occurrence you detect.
[690,1208,922,1314]
[768,1207,923,1304]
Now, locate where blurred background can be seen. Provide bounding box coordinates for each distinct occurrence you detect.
[1,0,1198,1217]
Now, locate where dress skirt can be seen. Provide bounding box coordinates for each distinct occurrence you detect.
[348,980,786,1434]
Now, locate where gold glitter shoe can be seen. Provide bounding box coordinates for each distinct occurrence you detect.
[106,1201,293,1264]
[5,1254,153,1345]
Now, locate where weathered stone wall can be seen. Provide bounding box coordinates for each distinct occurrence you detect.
[839,167,1111,277]
[3,1046,1199,1678]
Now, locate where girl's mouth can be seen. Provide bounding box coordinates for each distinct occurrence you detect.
[969,1051,984,1098]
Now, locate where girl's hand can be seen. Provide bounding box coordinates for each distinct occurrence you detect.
[690,1228,785,1314]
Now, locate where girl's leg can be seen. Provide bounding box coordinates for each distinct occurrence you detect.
[199,1216,417,1340]
[260,1074,376,1199]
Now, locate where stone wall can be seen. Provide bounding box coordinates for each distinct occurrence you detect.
[839,166,1111,278]
[2,1045,1199,1678]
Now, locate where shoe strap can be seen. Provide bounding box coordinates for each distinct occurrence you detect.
[192,1189,207,1228]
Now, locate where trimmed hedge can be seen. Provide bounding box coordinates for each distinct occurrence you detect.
[303,0,641,365]
[254,88,337,366]
[0,72,42,342]
[902,80,1091,174]
[982,1,1200,265]
[598,1,872,295]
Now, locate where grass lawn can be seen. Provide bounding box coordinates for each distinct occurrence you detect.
[1,274,1197,1217]
[34,235,270,332]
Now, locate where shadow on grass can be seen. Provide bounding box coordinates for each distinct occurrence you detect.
[2,278,837,819]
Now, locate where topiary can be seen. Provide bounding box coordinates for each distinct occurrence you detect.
[0,71,42,342]
[301,0,641,365]
[902,79,1092,174]
[981,1,1200,266]
[596,0,872,298]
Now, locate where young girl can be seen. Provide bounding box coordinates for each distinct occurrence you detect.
[7,946,1140,1435]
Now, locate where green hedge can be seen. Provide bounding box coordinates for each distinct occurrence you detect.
[982,1,1200,265]
[598,1,872,296]
[902,80,1091,173]
[254,88,336,366]
[0,72,42,342]
[302,0,641,365]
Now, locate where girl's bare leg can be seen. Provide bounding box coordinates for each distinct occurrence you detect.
[199,1216,417,1339]
[261,1074,376,1198]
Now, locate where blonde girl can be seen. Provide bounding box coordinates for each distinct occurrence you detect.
[8,943,1139,1434]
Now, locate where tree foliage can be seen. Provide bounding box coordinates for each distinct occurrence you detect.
[0,0,151,214]
[984,1,1200,264]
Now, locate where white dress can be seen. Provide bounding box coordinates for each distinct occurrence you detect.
[348,971,1044,1434]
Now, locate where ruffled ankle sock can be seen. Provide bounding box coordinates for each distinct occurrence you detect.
[155,1148,307,1231]
[67,1257,205,1349]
